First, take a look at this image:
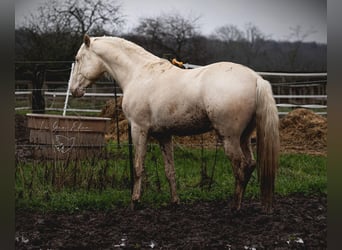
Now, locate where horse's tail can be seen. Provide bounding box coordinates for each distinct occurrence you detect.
[255,77,280,211]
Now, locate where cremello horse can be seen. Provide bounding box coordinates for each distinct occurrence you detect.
[70,35,280,212]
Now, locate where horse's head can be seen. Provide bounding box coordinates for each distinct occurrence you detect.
[70,34,106,97]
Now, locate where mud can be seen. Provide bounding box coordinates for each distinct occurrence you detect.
[15,194,326,249]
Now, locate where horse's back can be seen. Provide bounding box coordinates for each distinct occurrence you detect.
[192,62,257,105]
[194,62,258,134]
[192,62,258,88]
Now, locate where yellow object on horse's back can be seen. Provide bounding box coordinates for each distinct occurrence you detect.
[171,58,184,68]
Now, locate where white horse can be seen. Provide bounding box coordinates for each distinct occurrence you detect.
[70,35,280,212]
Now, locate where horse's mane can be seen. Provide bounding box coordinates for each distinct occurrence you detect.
[94,36,173,76]
[95,36,162,62]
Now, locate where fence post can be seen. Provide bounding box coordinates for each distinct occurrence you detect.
[31,64,46,113]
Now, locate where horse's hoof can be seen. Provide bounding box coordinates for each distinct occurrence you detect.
[231,209,243,217]
[130,200,143,211]
[169,199,180,209]
[171,197,180,205]
[262,206,274,214]
[230,204,243,215]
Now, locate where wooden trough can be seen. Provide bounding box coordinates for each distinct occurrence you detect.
[27,113,111,160]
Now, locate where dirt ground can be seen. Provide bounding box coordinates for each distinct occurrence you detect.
[15,108,327,249]
[15,194,326,249]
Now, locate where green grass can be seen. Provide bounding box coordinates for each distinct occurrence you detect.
[15,142,327,211]
[276,154,327,195]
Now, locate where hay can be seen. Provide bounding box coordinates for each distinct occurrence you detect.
[279,108,327,155]
[100,98,129,141]
[100,100,327,155]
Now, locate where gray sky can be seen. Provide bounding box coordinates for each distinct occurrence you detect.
[15,0,327,43]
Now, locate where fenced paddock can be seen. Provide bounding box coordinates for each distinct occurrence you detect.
[15,61,327,249]
[15,61,327,207]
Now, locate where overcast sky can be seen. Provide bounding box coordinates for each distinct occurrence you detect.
[15,0,327,44]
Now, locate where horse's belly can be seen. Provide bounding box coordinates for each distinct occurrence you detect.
[150,111,212,136]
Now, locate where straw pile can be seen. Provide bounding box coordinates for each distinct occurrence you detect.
[279,108,327,155]
[100,98,129,141]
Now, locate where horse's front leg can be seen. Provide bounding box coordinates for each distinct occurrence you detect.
[130,123,148,209]
[158,136,180,204]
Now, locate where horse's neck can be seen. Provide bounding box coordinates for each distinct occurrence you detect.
[93,38,160,91]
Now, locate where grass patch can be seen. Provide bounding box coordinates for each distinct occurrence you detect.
[276,154,327,194]
[15,142,327,211]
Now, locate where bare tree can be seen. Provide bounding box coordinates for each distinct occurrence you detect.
[134,13,200,60]
[243,23,268,43]
[15,0,124,61]
[23,0,123,35]
[211,24,244,61]
[286,25,317,70]
[241,23,268,66]
[212,23,268,66]
[214,25,243,42]
[287,25,317,42]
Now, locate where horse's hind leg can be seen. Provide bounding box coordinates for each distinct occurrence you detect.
[240,122,257,188]
[240,139,257,193]
[158,136,180,204]
[130,123,148,209]
[223,137,252,211]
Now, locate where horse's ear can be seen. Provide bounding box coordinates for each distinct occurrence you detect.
[84,34,91,47]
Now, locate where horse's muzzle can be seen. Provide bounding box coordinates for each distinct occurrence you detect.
[71,87,85,97]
